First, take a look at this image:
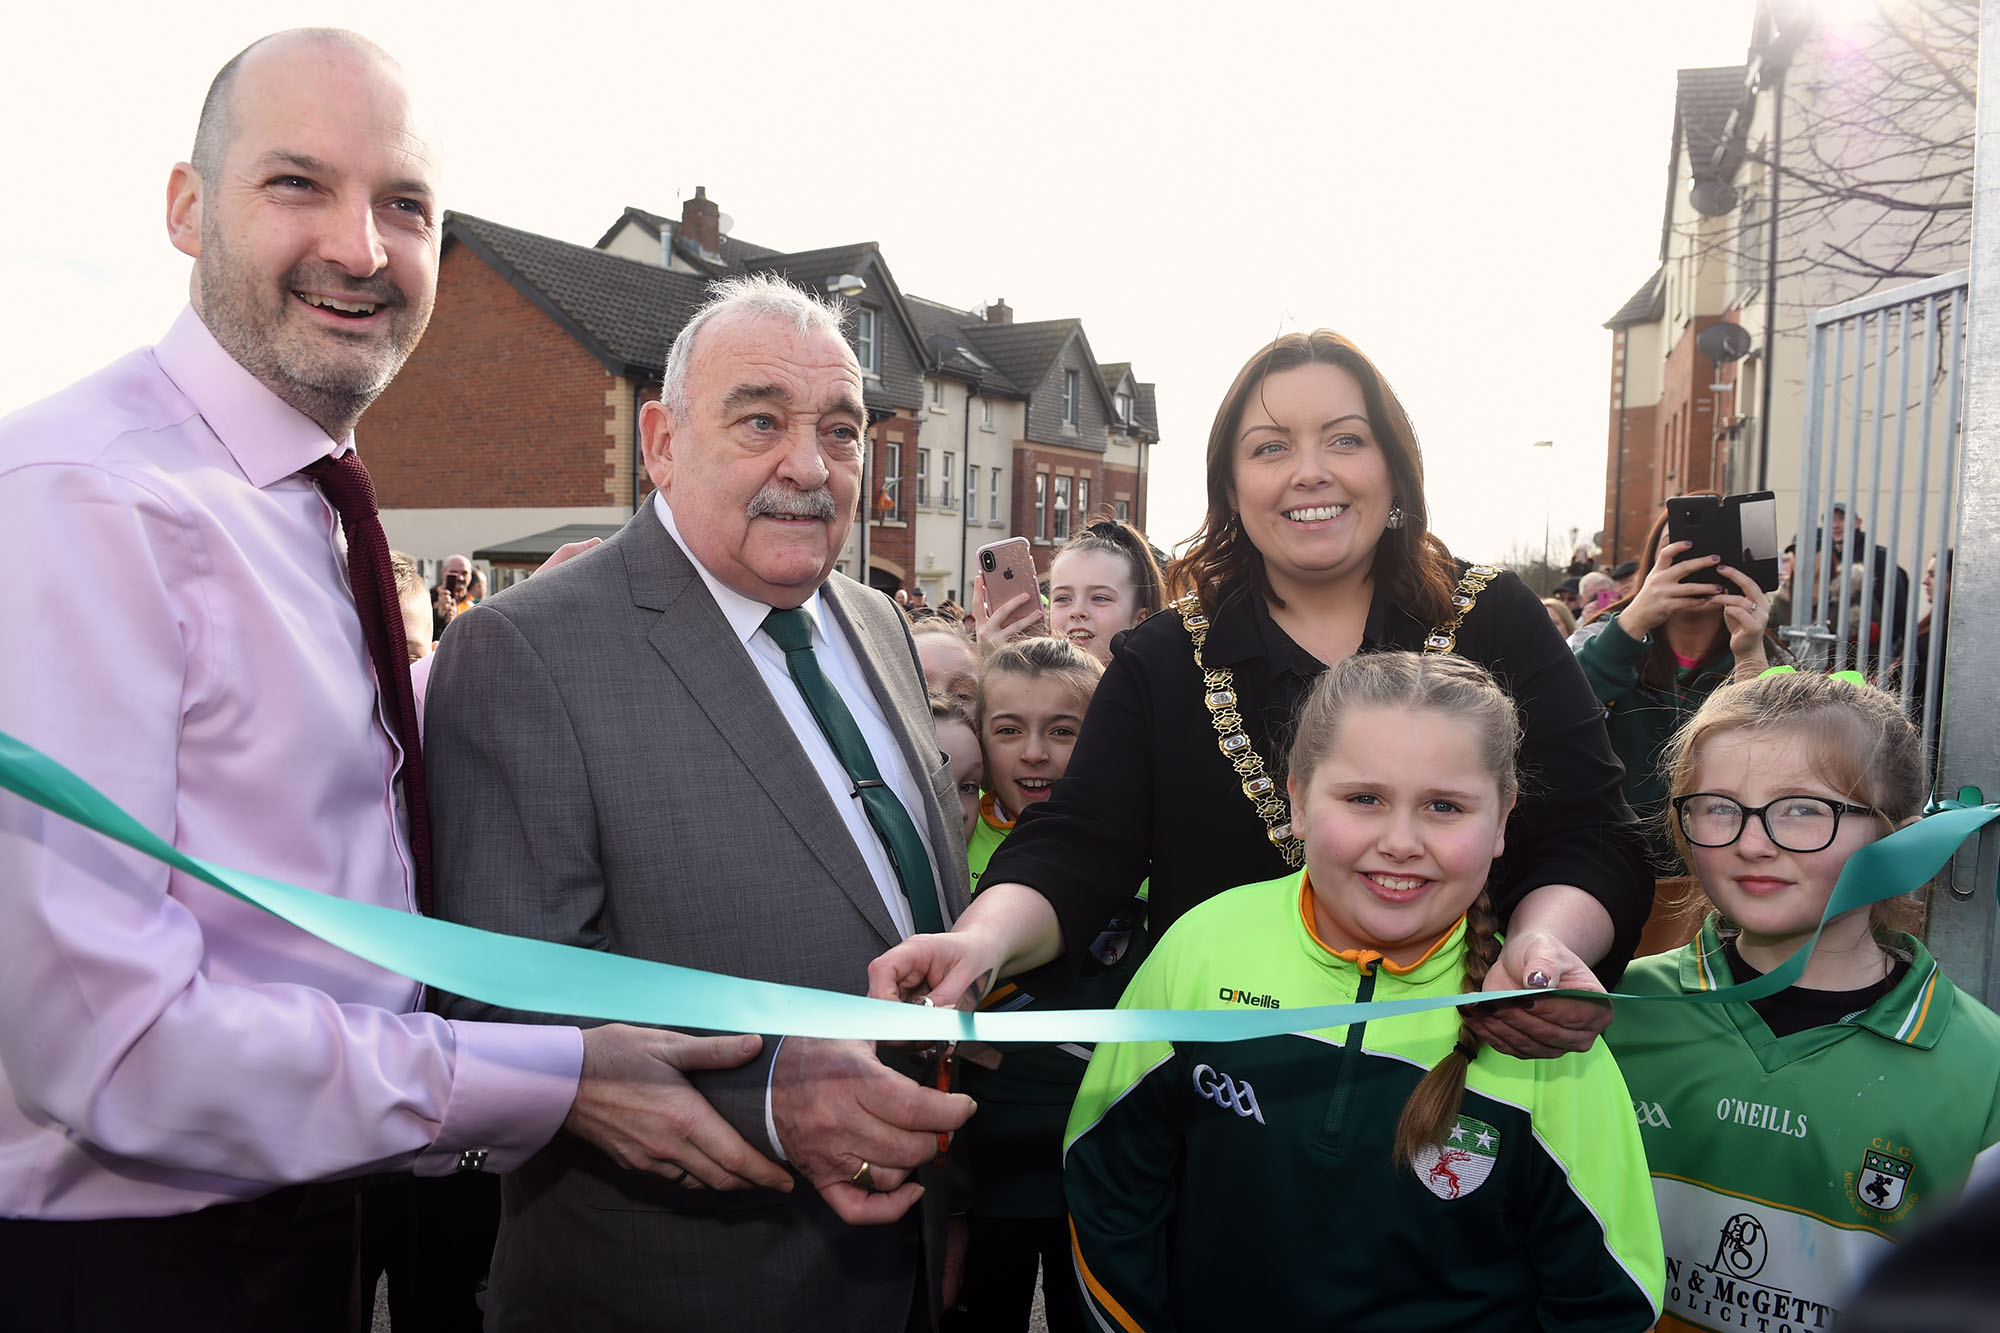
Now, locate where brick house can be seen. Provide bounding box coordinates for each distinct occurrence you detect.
[366,191,1159,598]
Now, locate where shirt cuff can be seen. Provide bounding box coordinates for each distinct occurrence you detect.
[765,1034,790,1163]
[413,1021,584,1176]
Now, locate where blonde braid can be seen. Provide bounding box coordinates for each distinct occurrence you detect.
[1393,890,1500,1170]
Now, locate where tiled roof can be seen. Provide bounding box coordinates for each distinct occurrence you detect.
[743,243,881,296]
[1677,66,1749,179]
[1134,383,1160,437]
[448,211,711,377]
[904,295,1023,395]
[1605,268,1664,329]
[1098,362,1132,397]
[961,319,1081,400]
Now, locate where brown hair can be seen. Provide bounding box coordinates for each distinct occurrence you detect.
[388,549,422,598]
[1165,330,1458,623]
[1052,517,1167,619]
[1660,671,1927,936]
[976,636,1104,731]
[1286,651,1521,1170]
[929,691,976,734]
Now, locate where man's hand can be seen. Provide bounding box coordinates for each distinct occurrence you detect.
[1466,930,1613,1059]
[535,537,601,575]
[771,1037,976,1225]
[567,1024,792,1192]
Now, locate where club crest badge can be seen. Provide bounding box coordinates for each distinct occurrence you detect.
[1855,1148,1912,1212]
[1414,1115,1500,1199]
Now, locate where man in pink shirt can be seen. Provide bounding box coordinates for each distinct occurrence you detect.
[0,29,788,1333]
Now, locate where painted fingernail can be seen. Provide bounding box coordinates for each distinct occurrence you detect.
[1527,970,1552,988]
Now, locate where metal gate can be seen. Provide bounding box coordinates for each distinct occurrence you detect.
[1785,268,1968,763]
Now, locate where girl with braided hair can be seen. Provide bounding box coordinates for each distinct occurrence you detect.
[1064,651,1662,1330]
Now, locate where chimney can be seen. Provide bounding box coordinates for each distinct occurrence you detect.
[983,298,1013,325]
[681,186,721,259]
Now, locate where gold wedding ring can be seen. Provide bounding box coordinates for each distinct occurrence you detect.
[851,1161,878,1192]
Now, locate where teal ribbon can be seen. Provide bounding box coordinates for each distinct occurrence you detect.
[2,730,1994,1043]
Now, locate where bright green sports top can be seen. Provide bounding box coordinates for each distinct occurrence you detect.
[1064,871,1663,1332]
[1605,915,2000,1333]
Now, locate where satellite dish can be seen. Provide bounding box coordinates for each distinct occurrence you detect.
[718,213,735,237]
[1690,178,1740,217]
[1697,323,1754,363]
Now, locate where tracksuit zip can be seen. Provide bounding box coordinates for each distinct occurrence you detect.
[1321,968,1375,1146]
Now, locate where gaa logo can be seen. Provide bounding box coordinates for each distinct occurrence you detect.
[1191,1063,1266,1124]
[1633,1100,1673,1129]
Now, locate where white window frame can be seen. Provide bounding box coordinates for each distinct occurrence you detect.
[1063,370,1078,427]
[1115,390,1131,425]
[882,438,902,520]
[980,397,993,430]
[1052,475,1072,541]
[941,452,955,510]
[1076,476,1090,524]
[857,309,880,375]
[966,464,979,520]
[1115,498,1130,523]
[990,467,1002,523]
[917,448,931,508]
[1034,472,1048,539]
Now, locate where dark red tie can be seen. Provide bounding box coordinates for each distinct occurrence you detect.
[302,451,432,915]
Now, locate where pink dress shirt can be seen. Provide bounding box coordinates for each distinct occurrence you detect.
[0,308,582,1220]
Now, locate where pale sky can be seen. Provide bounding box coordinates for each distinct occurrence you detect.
[4,1,1759,568]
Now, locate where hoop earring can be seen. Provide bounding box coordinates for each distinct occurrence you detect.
[1385,505,1405,530]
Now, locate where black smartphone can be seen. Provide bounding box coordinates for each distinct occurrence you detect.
[1665,492,1781,591]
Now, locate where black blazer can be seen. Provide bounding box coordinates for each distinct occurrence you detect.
[986,564,1654,985]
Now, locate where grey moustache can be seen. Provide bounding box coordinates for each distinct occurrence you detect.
[747,486,837,521]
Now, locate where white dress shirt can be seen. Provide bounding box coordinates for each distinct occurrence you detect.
[652,491,939,938]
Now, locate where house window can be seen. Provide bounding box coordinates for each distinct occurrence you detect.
[1076,476,1090,524]
[990,467,1002,522]
[967,465,979,519]
[1114,390,1131,425]
[1063,370,1078,427]
[930,378,943,408]
[882,438,902,520]
[857,309,880,375]
[1034,472,1048,539]
[941,452,955,510]
[917,449,931,508]
[980,397,993,429]
[1052,475,1072,541]
[1115,498,1130,523]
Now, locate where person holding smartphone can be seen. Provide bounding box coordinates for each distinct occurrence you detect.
[1570,498,1782,875]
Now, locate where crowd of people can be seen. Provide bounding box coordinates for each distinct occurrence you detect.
[1,25,1993,1333]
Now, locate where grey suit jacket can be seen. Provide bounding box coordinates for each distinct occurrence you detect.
[427,508,970,1332]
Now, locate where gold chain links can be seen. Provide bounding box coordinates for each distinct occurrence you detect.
[1423,565,1501,654]
[1173,594,1304,868]
[1174,564,1497,871]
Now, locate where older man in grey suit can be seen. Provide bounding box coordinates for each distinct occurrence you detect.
[426,275,977,1331]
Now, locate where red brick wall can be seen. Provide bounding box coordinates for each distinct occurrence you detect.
[1602,328,1660,565]
[860,412,918,587]
[1013,443,1111,574]
[366,243,622,507]
[1656,315,1730,506]
[1103,463,1142,531]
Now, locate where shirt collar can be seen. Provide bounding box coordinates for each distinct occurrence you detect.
[151,305,354,488]
[1684,915,1951,1049]
[651,491,828,646]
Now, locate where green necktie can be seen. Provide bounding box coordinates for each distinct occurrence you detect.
[762,607,944,935]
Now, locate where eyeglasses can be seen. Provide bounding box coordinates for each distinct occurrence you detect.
[1671,793,1878,853]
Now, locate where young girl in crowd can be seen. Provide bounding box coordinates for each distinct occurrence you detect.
[1045,519,1165,664]
[951,638,1144,1333]
[931,693,984,848]
[913,616,981,710]
[1604,671,2000,1332]
[1065,651,1662,1331]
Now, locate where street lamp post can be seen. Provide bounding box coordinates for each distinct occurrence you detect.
[1532,440,1554,589]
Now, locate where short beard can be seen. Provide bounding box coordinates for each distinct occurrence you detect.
[196,220,423,437]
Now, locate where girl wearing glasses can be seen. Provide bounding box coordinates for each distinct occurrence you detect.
[1604,671,2000,1333]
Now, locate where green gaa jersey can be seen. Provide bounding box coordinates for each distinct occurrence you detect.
[1063,872,1663,1332]
[1607,917,2000,1333]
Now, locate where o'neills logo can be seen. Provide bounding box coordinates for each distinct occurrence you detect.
[1218,986,1281,1008]
[1192,1064,1266,1123]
